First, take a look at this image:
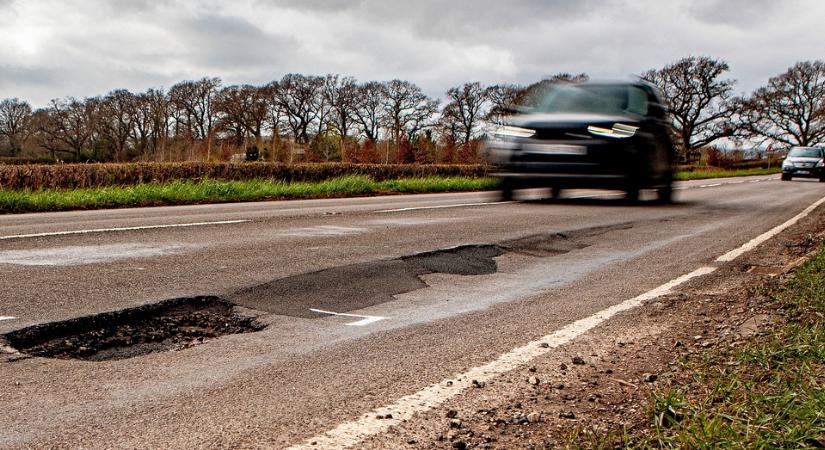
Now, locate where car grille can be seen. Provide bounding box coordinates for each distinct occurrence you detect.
[532,128,591,141]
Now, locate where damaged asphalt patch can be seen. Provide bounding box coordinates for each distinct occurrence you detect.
[230,223,622,318]
[230,245,505,318]
[1,223,615,361]
[1,297,263,361]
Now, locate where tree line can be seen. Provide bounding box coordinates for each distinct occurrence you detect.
[0,57,823,164]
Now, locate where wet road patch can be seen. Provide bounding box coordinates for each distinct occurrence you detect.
[0,243,191,266]
[1,297,263,361]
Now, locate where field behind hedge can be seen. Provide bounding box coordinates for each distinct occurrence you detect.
[0,162,488,191]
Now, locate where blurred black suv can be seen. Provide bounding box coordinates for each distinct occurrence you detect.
[781,146,825,181]
[485,81,676,202]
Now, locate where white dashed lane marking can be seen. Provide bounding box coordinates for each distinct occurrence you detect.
[0,244,192,266]
[308,309,387,327]
[281,226,367,237]
[376,201,515,213]
[0,220,250,241]
[0,316,16,321]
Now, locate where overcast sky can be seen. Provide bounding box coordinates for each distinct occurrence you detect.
[1,0,823,107]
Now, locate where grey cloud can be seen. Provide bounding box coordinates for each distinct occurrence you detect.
[0,65,58,91]
[2,0,825,105]
[253,0,365,12]
[174,13,299,69]
[687,0,795,27]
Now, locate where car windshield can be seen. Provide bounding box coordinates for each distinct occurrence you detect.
[788,147,822,158]
[532,84,650,116]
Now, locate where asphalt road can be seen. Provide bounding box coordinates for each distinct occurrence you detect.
[0,175,822,449]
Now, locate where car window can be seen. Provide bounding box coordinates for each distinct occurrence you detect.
[534,85,649,116]
[788,147,823,158]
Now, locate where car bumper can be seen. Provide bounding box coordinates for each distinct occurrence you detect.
[493,162,630,188]
[783,167,823,178]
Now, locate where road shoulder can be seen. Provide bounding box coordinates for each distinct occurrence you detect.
[356,203,825,449]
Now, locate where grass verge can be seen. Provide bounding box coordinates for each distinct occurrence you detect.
[0,167,782,214]
[0,176,498,213]
[632,248,825,448]
[675,167,781,181]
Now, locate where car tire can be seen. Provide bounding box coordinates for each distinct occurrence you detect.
[551,186,562,199]
[819,177,825,183]
[656,184,673,204]
[499,178,515,201]
[781,173,792,181]
[625,186,640,202]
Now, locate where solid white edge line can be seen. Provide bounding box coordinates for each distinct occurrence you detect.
[717,194,825,262]
[0,316,16,321]
[0,220,250,240]
[288,266,718,450]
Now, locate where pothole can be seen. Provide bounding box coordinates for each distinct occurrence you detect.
[500,223,632,257]
[230,245,506,318]
[401,244,505,275]
[502,233,588,257]
[1,297,263,361]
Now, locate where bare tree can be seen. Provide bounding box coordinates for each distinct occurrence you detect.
[324,74,359,140]
[352,81,388,142]
[383,79,439,145]
[32,97,99,161]
[274,74,324,144]
[643,57,739,162]
[0,98,32,156]
[29,110,65,160]
[485,84,523,126]
[131,88,171,159]
[99,89,138,161]
[215,84,271,150]
[169,77,222,158]
[442,82,489,144]
[743,61,825,147]
[262,81,288,160]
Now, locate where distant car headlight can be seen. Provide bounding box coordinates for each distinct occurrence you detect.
[493,125,536,139]
[587,123,638,139]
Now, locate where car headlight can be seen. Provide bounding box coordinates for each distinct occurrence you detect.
[783,160,794,168]
[587,123,638,139]
[817,159,824,167]
[493,125,535,139]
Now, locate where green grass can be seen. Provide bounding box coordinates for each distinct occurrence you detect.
[632,247,825,448]
[0,167,784,213]
[675,167,782,181]
[0,175,499,213]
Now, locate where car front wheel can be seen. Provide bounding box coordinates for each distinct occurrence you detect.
[781,173,792,181]
[656,184,673,203]
[625,186,640,202]
[499,178,516,201]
